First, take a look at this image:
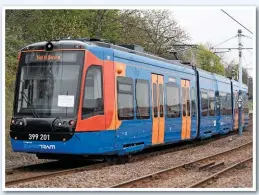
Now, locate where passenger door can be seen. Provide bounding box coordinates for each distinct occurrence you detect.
[181,79,191,139]
[151,74,165,144]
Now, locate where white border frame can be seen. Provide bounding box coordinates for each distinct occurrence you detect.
[1,5,256,192]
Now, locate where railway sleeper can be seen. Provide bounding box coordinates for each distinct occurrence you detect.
[184,163,196,169]
[198,161,216,171]
[207,161,225,171]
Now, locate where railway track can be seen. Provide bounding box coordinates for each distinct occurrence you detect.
[188,157,252,188]
[6,118,252,187]
[4,135,223,186]
[110,141,252,188]
[5,161,107,186]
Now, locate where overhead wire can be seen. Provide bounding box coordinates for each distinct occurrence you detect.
[221,9,253,35]
[111,12,238,67]
[245,49,253,55]
[210,35,237,49]
[242,34,253,39]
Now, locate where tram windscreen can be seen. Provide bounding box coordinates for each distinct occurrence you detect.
[14,51,84,117]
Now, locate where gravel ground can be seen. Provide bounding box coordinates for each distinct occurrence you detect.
[207,160,253,188]
[8,127,253,188]
[121,144,252,188]
[5,152,52,170]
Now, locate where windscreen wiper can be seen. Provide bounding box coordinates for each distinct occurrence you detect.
[21,91,40,118]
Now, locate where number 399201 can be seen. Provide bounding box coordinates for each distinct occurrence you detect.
[28,134,50,140]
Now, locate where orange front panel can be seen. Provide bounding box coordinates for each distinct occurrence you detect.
[181,80,187,139]
[104,59,115,130]
[151,74,159,144]
[158,75,165,144]
[185,80,191,139]
[75,51,117,132]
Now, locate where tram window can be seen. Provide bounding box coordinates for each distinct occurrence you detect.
[226,93,232,115]
[191,87,196,117]
[182,87,186,117]
[225,93,229,115]
[224,94,228,115]
[246,93,249,113]
[220,92,227,115]
[186,87,190,116]
[208,90,215,116]
[166,84,180,118]
[243,92,249,114]
[153,83,158,118]
[215,91,220,116]
[117,77,134,120]
[242,93,246,113]
[234,91,238,113]
[82,65,104,119]
[136,79,150,119]
[243,95,245,113]
[201,90,208,117]
[159,84,164,117]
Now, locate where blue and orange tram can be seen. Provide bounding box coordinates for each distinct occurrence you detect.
[9,38,250,162]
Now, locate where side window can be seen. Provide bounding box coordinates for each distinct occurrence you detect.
[136,79,150,119]
[227,93,231,115]
[117,76,134,120]
[191,87,196,117]
[186,87,190,116]
[182,86,186,116]
[159,84,164,117]
[201,90,208,117]
[234,91,238,113]
[220,92,226,115]
[243,91,248,114]
[246,93,249,114]
[215,91,220,116]
[82,65,104,119]
[166,84,180,118]
[208,90,215,116]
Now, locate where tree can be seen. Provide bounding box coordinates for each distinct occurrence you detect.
[178,45,225,75]
[225,62,250,84]
[117,9,189,55]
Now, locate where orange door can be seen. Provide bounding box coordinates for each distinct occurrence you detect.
[158,75,165,143]
[151,74,165,144]
[181,79,191,139]
[185,81,191,139]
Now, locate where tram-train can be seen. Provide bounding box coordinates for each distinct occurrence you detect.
[9,38,250,162]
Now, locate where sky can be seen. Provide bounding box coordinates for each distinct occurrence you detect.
[172,7,255,77]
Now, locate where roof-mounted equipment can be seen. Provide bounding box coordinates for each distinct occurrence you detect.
[119,44,144,53]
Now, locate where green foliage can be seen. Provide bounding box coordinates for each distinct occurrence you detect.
[196,45,225,75]
[225,63,250,84]
[6,9,122,43]
[179,45,225,76]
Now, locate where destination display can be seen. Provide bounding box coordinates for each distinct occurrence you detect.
[24,52,78,63]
